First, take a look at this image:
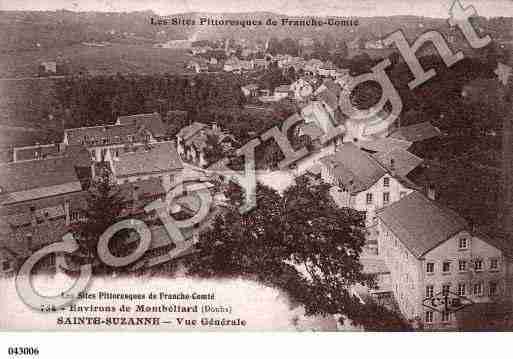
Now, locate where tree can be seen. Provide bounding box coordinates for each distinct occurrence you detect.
[267,37,282,56]
[73,167,125,270]
[281,38,299,56]
[331,41,349,68]
[184,178,409,329]
[204,133,225,164]
[336,40,349,58]
[259,67,287,91]
[312,38,331,61]
[286,66,297,82]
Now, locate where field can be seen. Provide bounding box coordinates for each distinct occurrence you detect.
[0,43,193,77]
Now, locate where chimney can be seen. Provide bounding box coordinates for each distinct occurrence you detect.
[29,206,37,227]
[26,232,33,252]
[427,185,436,200]
[133,185,140,202]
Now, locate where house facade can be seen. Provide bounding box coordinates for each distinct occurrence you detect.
[319,143,415,226]
[111,141,183,191]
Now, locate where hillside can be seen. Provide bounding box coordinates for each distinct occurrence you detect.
[1,10,511,53]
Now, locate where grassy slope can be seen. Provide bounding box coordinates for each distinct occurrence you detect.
[0,43,193,77]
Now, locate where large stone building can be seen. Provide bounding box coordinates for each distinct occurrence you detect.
[62,112,167,167]
[376,192,512,329]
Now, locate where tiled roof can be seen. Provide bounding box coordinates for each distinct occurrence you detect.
[0,191,87,226]
[113,141,182,178]
[0,157,81,200]
[376,192,468,258]
[117,113,166,138]
[177,122,208,141]
[319,143,386,194]
[389,122,441,142]
[1,219,69,260]
[373,148,423,177]
[64,123,144,146]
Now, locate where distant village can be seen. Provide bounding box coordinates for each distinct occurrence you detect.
[2,31,513,331]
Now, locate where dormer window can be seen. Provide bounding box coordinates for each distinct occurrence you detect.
[458,237,468,250]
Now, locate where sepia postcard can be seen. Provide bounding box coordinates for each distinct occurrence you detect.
[0,0,513,342]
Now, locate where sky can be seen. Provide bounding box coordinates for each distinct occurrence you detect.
[1,0,513,18]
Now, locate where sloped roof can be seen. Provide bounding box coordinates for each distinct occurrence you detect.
[473,228,513,259]
[359,137,412,153]
[177,122,208,141]
[165,110,188,123]
[317,89,338,111]
[0,157,81,201]
[319,143,386,194]
[118,177,166,201]
[117,113,166,138]
[117,178,166,218]
[0,191,87,226]
[376,192,468,258]
[62,144,92,168]
[299,123,324,140]
[113,141,182,178]
[65,123,141,146]
[274,84,291,93]
[242,83,259,90]
[322,79,342,95]
[320,63,338,70]
[373,148,423,177]
[389,122,441,142]
[14,144,60,162]
[2,219,69,259]
[306,164,322,175]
